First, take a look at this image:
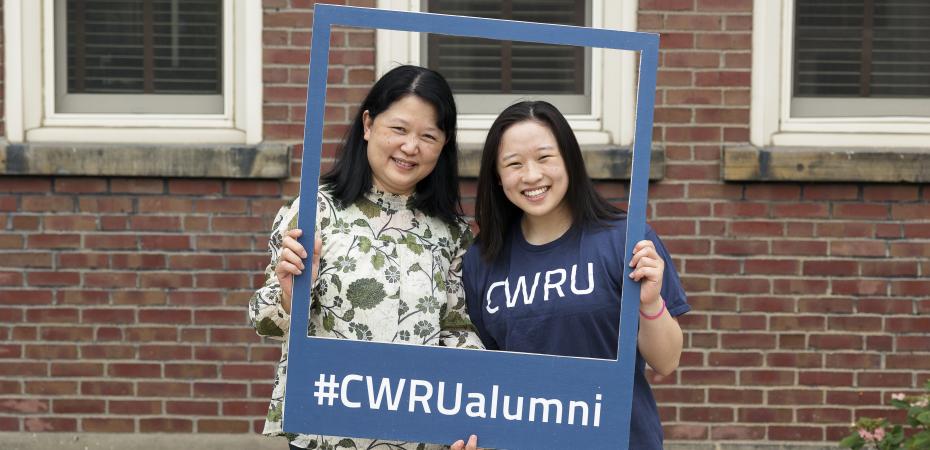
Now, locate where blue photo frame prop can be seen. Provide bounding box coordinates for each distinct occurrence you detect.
[286,5,658,449]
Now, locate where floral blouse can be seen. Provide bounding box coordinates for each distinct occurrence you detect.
[248,187,484,450]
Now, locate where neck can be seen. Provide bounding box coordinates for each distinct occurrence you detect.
[520,208,573,245]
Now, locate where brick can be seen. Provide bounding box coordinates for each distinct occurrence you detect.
[891,242,930,258]
[81,381,134,396]
[740,296,794,313]
[0,399,49,413]
[744,259,797,275]
[740,370,795,385]
[773,278,828,295]
[138,382,190,397]
[25,381,77,395]
[711,426,766,440]
[167,401,217,416]
[25,344,77,359]
[802,260,858,277]
[44,215,98,231]
[769,316,824,332]
[108,363,162,378]
[738,407,792,423]
[80,345,136,359]
[113,290,168,306]
[715,240,768,255]
[695,71,749,87]
[826,390,880,406]
[768,389,824,405]
[721,333,775,349]
[196,235,254,251]
[53,399,105,414]
[0,272,25,287]
[139,272,194,289]
[78,197,134,213]
[826,353,881,369]
[892,280,930,297]
[885,317,930,333]
[84,272,138,288]
[768,426,823,441]
[82,418,134,433]
[24,417,77,432]
[830,241,886,257]
[22,195,75,212]
[193,382,248,398]
[697,0,751,11]
[664,424,709,440]
[165,363,217,379]
[679,406,733,422]
[138,309,192,324]
[109,400,162,415]
[197,419,251,433]
[41,326,94,342]
[110,178,164,194]
[27,234,81,249]
[799,371,854,387]
[139,235,192,251]
[0,178,51,192]
[832,279,888,296]
[139,345,193,361]
[58,253,108,269]
[858,372,913,387]
[798,297,854,314]
[708,351,762,367]
[50,362,103,377]
[828,316,882,332]
[168,179,223,195]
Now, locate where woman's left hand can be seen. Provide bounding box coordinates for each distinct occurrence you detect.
[629,239,665,312]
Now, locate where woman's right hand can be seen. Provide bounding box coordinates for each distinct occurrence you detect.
[275,228,321,314]
[450,434,480,450]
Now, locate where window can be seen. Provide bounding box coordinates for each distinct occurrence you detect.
[425,0,590,115]
[56,0,224,114]
[4,0,262,144]
[751,0,930,147]
[376,0,637,146]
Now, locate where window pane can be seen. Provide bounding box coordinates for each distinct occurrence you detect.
[425,0,589,113]
[794,0,930,98]
[57,0,224,114]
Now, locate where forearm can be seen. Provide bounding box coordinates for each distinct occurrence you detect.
[637,296,683,376]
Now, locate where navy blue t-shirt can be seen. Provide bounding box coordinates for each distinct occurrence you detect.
[463,218,689,450]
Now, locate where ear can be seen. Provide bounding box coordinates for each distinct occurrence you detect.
[362,110,373,141]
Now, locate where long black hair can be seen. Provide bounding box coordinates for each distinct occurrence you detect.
[475,101,624,261]
[320,65,462,224]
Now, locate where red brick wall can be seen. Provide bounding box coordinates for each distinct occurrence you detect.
[1,0,928,444]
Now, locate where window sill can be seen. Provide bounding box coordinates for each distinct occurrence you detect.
[0,141,290,179]
[458,144,665,181]
[724,146,930,183]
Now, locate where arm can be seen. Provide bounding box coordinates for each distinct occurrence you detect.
[629,239,684,376]
[248,199,300,340]
[439,223,486,349]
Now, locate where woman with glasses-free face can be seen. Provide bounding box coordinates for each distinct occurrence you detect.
[363,95,445,196]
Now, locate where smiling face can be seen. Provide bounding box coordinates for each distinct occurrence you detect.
[363,95,445,196]
[496,119,571,228]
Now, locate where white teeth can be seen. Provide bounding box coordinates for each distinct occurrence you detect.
[392,157,415,169]
[523,187,548,197]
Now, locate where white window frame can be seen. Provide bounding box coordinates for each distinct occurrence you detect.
[4,0,263,144]
[375,0,637,147]
[751,0,930,147]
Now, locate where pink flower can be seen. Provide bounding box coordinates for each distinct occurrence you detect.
[858,428,875,441]
[874,427,886,440]
[892,393,906,401]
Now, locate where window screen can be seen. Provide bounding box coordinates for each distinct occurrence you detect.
[424,0,591,114]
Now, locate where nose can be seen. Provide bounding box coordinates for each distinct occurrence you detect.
[399,135,419,154]
[522,161,543,183]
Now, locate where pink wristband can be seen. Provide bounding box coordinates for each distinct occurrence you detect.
[640,301,666,320]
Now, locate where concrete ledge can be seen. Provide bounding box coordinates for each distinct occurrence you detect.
[0,433,282,450]
[459,144,665,180]
[0,434,838,450]
[0,141,290,179]
[724,145,930,183]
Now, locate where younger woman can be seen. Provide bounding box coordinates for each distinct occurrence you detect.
[463,101,689,449]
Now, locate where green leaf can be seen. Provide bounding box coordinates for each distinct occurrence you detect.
[320,217,330,230]
[371,252,385,270]
[916,411,930,425]
[423,228,432,239]
[356,197,382,218]
[839,434,862,449]
[287,213,299,230]
[331,275,342,293]
[343,309,355,322]
[434,271,446,291]
[256,317,284,337]
[346,278,387,310]
[323,312,335,331]
[407,262,422,274]
[353,218,368,227]
[266,403,283,422]
[336,438,355,448]
[406,241,424,255]
[358,236,371,253]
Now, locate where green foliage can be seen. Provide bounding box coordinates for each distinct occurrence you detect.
[839,379,930,450]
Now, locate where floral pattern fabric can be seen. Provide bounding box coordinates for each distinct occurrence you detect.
[248,187,484,450]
